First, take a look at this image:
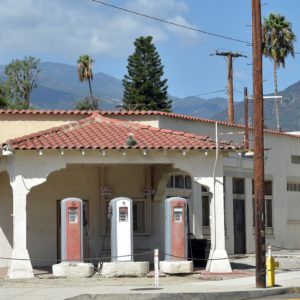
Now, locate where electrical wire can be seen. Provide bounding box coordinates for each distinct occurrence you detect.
[91,1,300,57]
[91,0,250,45]
[2,247,300,263]
[185,89,227,98]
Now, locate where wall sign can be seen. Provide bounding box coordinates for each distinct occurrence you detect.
[100,185,112,196]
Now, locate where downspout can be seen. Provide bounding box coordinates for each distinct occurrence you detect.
[211,121,219,254]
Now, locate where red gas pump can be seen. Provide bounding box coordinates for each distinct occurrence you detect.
[160,197,193,274]
[165,197,187,261]
[61,198,83,262]
[52,198,94,278]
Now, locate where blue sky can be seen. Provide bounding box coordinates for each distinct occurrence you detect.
[0,0,299,101]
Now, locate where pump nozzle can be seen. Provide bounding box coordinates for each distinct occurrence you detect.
[107,204,112,219]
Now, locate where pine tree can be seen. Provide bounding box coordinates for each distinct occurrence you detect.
[123,36,171,112]
[0,81,8,109]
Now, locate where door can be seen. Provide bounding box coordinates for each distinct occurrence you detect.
[57,199,89,261]
[233,199,246,254]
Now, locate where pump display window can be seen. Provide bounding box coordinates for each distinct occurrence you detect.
[105,198,146,234]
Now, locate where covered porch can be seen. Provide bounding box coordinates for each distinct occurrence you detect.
[0,112,237,278]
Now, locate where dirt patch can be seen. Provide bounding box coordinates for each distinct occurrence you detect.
[0,268,7,278]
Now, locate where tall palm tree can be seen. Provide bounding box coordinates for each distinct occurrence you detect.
[262,13,296,131]
[77,55,97,108]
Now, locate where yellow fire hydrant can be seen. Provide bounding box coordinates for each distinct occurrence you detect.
[266,245,279,287]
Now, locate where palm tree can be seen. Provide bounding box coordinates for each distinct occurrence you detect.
[77,55,97,108]
[262,13,296,131]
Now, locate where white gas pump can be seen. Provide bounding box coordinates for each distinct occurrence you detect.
[109,197,133,262]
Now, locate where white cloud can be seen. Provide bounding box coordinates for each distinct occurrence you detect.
[165,16,200,46]
[125,0,189,18]
[0,0,199,62]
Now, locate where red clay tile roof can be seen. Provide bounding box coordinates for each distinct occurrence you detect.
[3,113,239,151]
[0,109,92,115]
[1,109,300,139]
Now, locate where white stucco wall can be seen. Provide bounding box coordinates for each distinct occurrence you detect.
[0,114,85,143]
[2,111,299,260]
[0,171,13,267]
[1,148,224,267]
[156,115,300,252]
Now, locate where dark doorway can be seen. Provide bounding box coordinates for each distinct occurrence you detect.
[233,199,246,254]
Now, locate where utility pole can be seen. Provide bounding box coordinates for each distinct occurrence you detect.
[244,87,249,150]
[252,0,266,288]
[214,51,247,125]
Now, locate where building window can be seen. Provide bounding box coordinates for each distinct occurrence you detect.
[287,182,300,192]
[202,195,210,227]
[233,178,245,194]
[185,176,192,189]
[202,186,210,227]
[265,198,272,227]
[132,200,146,234]
[167,174,192,190]
[264,180,272,195]
[291,155,300,164]
[252,180,273,228]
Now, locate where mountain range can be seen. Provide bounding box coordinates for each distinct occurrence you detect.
[1,62,300,131]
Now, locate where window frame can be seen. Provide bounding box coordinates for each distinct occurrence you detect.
[291,155,300,164]
[232,177,245,194]
[252,180,273,230]
[167,174,192,190]
[287,181,300,192]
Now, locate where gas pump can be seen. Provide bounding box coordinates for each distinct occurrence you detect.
[52,198,94,277]
[109,197,133,262]
[160,197,192,274]
[164,197,188,261]
[61,198,83,262]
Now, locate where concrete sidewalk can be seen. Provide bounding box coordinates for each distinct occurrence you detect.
[0,271,300,300]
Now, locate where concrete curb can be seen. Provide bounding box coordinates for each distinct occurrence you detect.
[67,287,300,300]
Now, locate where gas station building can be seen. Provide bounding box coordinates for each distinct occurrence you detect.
[0,109,300,279]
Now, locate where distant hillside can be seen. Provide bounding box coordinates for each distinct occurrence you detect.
[213,81,300,131]
[172,96,228,118]
[0,62,124,110]
[1,61,300,131]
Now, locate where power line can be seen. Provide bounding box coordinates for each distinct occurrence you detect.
[91,0,251,45]
[185,89,227,98]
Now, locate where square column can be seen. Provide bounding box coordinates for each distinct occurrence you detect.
[8,175,34,279]
[194,175,232,273]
